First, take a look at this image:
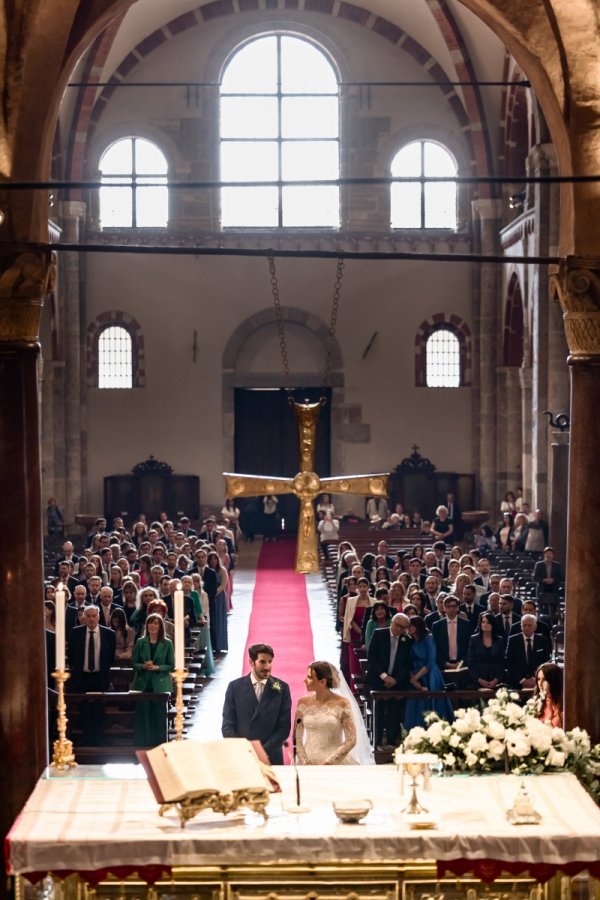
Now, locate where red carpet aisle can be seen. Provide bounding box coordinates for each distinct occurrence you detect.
[243,537,315,735]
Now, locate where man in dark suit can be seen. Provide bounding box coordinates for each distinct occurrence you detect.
[97,586,120,627]
[68,605,116,745]
[509,600,551,640]
[460,584,485,629]
[54,560,79,596]
[494,594,521,645]
[222,643,291,764]
[432,595,472,670]
[66,584,89,637]
[366,613,412,748]
[407,558,427,589]
[424,593,447,631]
[533,546,563,597]
[505,615,551,688]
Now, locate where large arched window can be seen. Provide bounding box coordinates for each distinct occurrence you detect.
[99,137,168,228]
[391,140,457,229]
[220,35,339,228]
[98,325,133,388]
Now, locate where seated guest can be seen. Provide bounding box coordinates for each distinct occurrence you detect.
[431,595,472,670]
[505,614,552,689]
[467,611,505,690]
[404,616,453,729]
[533,662,563,727]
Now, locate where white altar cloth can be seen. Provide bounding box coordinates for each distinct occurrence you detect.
[7,766,600,877]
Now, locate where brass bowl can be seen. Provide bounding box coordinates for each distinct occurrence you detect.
[333,799,372,823]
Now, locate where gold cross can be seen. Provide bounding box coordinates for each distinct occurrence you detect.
[224,400,388,573]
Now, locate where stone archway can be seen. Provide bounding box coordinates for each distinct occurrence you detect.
[221,306,346,474]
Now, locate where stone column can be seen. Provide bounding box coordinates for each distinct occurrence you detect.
[550,257,600,742]
[496,366,523,492]
[59,201,86,527]
[549,430,569,560]
[472,199,502,510]
[0,245,54,865]
[519,365,533,498]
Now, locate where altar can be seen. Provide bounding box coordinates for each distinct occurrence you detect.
[7,766,600,900]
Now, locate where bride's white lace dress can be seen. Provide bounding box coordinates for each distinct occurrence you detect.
[295,697,358,765]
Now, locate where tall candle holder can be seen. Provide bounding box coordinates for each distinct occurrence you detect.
[171,669,187,740]
[50,670,77,769]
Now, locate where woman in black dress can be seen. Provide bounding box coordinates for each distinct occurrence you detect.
[467,611,505,689]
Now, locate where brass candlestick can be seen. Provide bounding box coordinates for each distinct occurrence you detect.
[50,670,77,769]
[171,669,187,740]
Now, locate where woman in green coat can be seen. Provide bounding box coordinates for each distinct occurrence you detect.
[131,613,174,747]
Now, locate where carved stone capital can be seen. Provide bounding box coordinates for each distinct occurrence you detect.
[550,257,600,357]
[0,245,55,342]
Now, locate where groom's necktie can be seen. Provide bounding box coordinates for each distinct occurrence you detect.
[254,680,265,701]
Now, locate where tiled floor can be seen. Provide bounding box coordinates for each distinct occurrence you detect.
[186,541,340,740]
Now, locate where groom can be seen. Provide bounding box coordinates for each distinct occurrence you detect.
[221,643,292,764]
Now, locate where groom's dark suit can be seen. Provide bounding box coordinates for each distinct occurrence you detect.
[222,674,292,764]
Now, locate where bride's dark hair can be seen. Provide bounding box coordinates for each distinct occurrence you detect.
[309,660,340,689]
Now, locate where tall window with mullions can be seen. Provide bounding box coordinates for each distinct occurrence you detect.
[220,34,340,228]
[99,137,168,228]
[98,325,133,389]
[425,326,461,387]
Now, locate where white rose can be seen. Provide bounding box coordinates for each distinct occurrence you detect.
[506,703,525,726]
[546,747,566,768]
[464,708,482,729]
[506,729,530,758]
[453,717,474,735]
[449,733,462,747]
[486,720,505,740]
[443,752,456,768]
[465,751,478,767]
[488,739,505,760]
[467,732,488,754]
[427,721,444,746]
[525,719,553,753]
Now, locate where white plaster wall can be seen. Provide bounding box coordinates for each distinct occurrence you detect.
[85,252,473,510]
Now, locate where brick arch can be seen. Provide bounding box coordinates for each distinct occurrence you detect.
[414,313,472,387]
[79,3,486,179]
[222,306,343,372]
[86,310,146,387]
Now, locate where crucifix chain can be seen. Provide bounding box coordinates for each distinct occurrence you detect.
[268,254,345,399]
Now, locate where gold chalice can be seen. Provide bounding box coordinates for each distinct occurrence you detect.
[395,753,439,815]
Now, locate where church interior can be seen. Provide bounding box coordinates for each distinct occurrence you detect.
[2,0,600,894]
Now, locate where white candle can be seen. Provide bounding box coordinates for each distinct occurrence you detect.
[174,585,185,671]
[55,584,66,671]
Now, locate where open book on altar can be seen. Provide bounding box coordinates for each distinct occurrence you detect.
[137,738,281,805]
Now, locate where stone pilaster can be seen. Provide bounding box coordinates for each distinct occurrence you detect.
[550,257,600,742]
[472,199,502,511]
[0,244,53,875]
[59,201,87,526]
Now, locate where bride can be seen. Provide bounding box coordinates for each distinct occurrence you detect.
[294,660,374,765]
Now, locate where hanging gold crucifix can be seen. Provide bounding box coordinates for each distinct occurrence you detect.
[224,398,388,573]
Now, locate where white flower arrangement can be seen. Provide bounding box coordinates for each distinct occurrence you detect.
[397,688,600,804]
